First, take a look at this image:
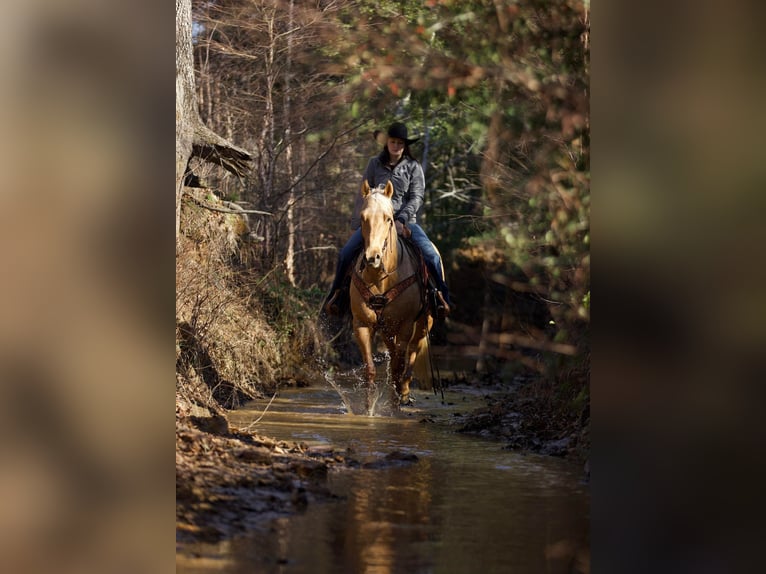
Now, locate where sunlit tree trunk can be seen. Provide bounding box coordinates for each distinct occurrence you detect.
[176,0,196,240]
[283,0,297,286]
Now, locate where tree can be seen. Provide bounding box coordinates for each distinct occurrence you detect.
[184,0,590,370]
[192,0,368,279]
[175,0,253,239]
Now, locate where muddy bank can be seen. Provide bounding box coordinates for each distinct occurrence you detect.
[176,416,428,545]
[176,414,356,544]
[454,375,590,465]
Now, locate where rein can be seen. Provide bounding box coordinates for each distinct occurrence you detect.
[380,221,391,264]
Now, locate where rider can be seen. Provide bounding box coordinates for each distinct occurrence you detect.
[323,121,451,319]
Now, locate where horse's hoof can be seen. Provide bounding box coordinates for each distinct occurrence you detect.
[400,395,415,406]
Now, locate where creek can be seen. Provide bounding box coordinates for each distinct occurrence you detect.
[177,370,590,573]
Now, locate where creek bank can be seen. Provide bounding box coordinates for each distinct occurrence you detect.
[176,412,426,544]
[453,375,590,466]
[176,414,355,544]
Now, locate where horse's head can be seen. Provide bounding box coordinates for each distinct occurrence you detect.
[359,180,395,269]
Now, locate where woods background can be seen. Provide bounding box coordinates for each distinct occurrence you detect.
[177,0,590,401]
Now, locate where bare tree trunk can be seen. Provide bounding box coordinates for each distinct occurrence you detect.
[252,6,278,265]
[283,0,297,286]
[176,0,252,240]
[476,281,492,373]
[176,0,196,240]
[480,106,503,210]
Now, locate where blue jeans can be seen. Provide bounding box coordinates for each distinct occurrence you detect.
[329,224,450,304]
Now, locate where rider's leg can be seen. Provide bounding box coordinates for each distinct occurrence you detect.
[324,228,363,314]
[407,224,451,315]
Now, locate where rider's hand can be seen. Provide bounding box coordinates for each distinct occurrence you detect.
[395,220,411,238]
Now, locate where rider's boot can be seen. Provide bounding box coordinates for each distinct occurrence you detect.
[435,291,450,319]
[323,289,341,316]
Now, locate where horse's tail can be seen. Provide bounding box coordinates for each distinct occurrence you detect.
[412,333,433,391]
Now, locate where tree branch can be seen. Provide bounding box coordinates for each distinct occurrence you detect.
[184,191,272,216]
[191,122,253,179]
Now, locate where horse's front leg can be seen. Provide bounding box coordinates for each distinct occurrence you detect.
[405,314,433,393]
[389,322,415,408]
[397,352,417,407]
[387,344,406,410]
[353,322,376,414]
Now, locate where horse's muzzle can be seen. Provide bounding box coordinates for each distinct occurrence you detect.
[365,252,382,268]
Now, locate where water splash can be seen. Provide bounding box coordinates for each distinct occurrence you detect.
[322,368,356,414]
[322,363,395,416]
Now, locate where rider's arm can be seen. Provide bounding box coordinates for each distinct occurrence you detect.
[395,160,425,225]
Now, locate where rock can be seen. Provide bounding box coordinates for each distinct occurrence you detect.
[362,450,419,469]
[385,451,419,463]
[540,436,571,457]
[306,445,335,457]
[189,414,230,435]
[289,459,328,481]
[234,447,273,464]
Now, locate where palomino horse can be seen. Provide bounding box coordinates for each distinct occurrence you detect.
[350,180,433,414]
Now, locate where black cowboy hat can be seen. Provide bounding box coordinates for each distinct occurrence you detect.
[386,122,419,144]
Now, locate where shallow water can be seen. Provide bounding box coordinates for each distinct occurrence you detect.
[177,380,590,574]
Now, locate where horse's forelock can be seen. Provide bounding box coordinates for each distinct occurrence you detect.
[364,187,394,217]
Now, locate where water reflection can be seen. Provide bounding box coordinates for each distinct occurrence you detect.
[180,386,589,574]
[340,462,436,574]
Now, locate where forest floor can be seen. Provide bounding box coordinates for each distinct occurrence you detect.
[175,367,589,547]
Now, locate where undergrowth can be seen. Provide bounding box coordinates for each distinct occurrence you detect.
[176,188,328,415]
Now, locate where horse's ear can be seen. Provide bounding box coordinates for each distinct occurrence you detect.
[361,180,371,197]
[383,180,394,199]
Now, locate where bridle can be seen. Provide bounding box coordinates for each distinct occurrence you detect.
[380,217,393,270]
[361,213,395,274]
[354,211,418,323]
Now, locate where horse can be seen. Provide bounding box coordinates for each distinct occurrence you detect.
[350,180,434,414]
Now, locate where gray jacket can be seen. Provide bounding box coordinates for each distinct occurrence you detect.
[351,154,425,229]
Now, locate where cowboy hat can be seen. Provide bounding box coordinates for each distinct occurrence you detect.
[386,122,419,144]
